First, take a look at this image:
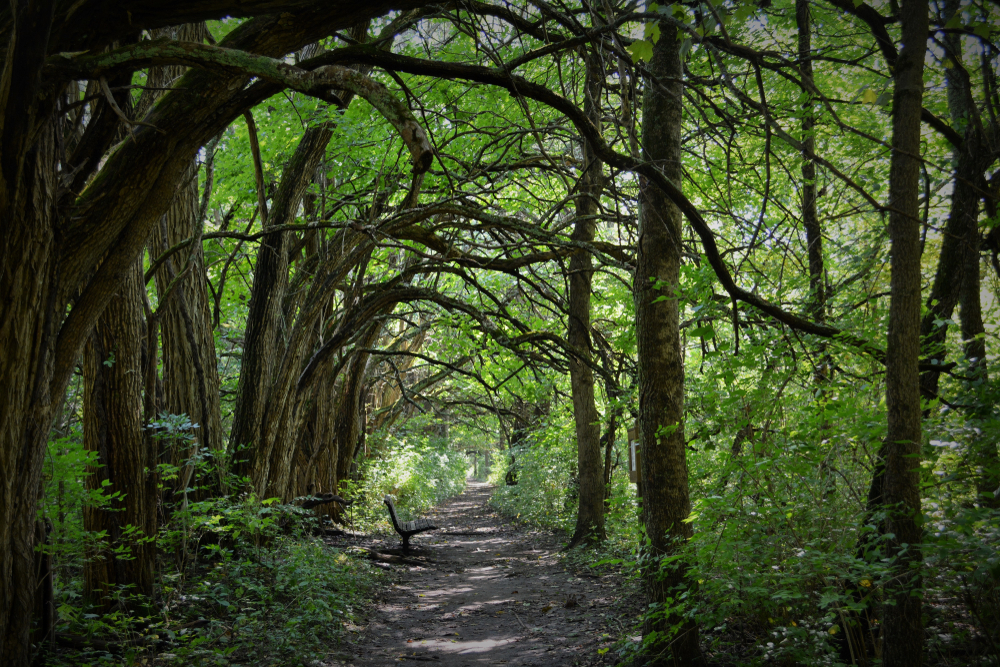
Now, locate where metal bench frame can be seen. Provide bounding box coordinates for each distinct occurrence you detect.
[383,495,437,552]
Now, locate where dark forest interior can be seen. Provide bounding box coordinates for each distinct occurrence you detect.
[0,1,999,665]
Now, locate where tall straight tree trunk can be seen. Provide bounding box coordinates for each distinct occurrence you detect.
[797,0,838,505]
[882,1,928,664]
[151,159,224,493]
[796,0,830,390]
[145,24,223,483]
[960,219,999,506]
[82,260,156,608]
[636,23,704,666]
[797,0,825,327]
[569,47,606,546]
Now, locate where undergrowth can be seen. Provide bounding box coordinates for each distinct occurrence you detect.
[344,417,469,533]
[36,413,471,666]
[484,380,1000,666]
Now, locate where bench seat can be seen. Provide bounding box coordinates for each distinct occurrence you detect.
[384,496,438,552]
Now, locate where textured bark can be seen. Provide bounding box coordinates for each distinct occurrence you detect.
[882,1,928,663]
[797,0,825,327]
[635,24,704,666]
[0,117,60,666]
[229,123,333,489]
[568,47,606,547]
[82,260,156,609]
[146,24,224,497]
[939,0,998,508]
[332,324,385,517]
[229,19,421,498]
[0,5,424,664]
[291,360,338,508]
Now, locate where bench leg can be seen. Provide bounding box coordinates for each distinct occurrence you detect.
[402,534,410,553]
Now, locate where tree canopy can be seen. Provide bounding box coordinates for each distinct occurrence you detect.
[1,1,999,665]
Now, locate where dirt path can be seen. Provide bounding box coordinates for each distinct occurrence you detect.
[336,482,630,666]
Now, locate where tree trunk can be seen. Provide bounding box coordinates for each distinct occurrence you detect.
[145,24,223,496]
[230,22,389,497]
[882,1,928,663]
[82,260,156,609]
[569,47,606,546]
[293,360,339,511]
[918,144,989,402]
[636,23,704,666]
[797,0,825,325]
[0,6,421,665]
[229,124,332,491]
[333,324,385,512]
[0,115,60,666]
[796,0,829,389]
[938,0,999,508]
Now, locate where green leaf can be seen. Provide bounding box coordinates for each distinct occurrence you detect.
[679,37,692,59]
[690,325,716,339]
[629,39,654,63]
[644,21,661,44]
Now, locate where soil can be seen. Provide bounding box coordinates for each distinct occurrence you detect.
[326,481,637,666]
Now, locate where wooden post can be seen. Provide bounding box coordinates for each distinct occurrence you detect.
[627,423,642,501]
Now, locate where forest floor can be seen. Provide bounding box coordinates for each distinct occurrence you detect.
[325,481,637,666]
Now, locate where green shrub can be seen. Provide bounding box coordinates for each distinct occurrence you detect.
[347,420,469,530]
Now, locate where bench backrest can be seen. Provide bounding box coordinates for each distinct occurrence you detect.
[384,495,403,532]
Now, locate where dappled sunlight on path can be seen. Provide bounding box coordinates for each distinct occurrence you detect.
[336,481,626,666]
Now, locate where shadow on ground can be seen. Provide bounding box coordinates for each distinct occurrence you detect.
[324,481,633,666]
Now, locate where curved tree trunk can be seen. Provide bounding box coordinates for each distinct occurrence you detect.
[882,1,928,663]
[635,22,704,666]
[333,323,385,512]
[939,0,999,508]
[0,7,420,665]
[229,123,333,490]
[918,144,989,402]
[568,46,606,546]
[230,22,385,497]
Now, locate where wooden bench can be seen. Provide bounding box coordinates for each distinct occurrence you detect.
[384,495,437,552]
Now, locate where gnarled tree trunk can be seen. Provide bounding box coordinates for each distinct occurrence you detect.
[332,323,385,514]
[0,6,423,665]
